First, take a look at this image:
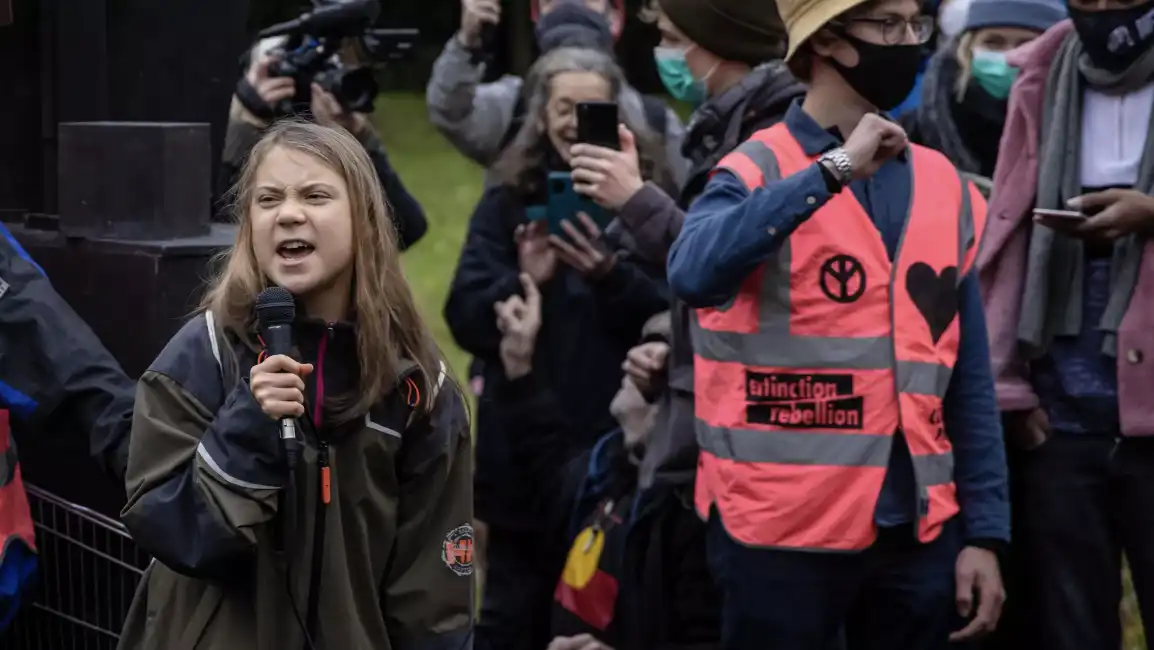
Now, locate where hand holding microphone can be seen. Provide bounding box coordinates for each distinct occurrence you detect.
[250,355,313,419]
[254,286,309,468]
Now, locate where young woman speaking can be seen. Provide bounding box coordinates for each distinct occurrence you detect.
[117,121,474,650]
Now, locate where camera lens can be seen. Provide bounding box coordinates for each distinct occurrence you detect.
[319,67,378,114]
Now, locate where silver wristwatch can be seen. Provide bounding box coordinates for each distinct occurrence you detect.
[818,147,853,187]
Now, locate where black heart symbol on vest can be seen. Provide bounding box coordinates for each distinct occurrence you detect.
[905,263,959,345]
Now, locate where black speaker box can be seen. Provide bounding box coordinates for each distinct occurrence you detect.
[57,122,212,240]
[0,0,252,219]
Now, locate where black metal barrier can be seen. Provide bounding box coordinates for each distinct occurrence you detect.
[0,485,151,649]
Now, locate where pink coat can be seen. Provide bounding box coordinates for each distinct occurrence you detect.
[978,20,1154,435]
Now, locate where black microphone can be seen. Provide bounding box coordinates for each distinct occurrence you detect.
[257,0,380,39]
[255,287,301,469]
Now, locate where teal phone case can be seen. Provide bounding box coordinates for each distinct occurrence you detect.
[539,171,611,237]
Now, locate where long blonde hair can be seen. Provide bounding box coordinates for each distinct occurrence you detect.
[203,119,447,419]
[953,32,976,102]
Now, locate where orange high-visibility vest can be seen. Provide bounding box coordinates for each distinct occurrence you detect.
[0,409,36,591]
[692,123,987,552]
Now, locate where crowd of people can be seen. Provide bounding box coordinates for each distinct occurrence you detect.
[426,0,1154,648]
[6,0,1154,648]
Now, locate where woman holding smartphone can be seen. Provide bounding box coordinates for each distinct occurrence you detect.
[117,120,473,650]
[443,46,675,650]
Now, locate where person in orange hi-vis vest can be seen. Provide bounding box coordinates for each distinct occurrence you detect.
[665,0,1010,648]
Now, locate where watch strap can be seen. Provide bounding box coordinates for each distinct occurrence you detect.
[819,147,853,187]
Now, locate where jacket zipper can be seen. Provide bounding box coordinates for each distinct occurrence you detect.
[304,326,332,649]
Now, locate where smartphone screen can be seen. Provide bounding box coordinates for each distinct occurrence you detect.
[576,101,620,150]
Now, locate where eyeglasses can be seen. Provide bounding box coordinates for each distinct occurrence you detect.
[834,15,935,46]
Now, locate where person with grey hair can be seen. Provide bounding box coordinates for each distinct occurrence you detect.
[426,0,688,187]
[443,45,675,650]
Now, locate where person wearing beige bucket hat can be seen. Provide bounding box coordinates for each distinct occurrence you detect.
[666,0,1010,648]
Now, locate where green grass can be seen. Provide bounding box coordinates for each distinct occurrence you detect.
[372,93,482,386]
[372,91,1148,647]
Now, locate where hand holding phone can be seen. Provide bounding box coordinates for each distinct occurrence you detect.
[577,101,620,150]
[1033,208,1089,236]
[538,172,611,237]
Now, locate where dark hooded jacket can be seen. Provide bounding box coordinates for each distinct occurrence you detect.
[444,152,670,530]
[613,61,805,488]
[0,221,134,483]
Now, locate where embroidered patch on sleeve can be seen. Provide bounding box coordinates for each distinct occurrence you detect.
[442,524,475,576]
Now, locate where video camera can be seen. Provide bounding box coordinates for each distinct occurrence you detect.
[259,0,418,115]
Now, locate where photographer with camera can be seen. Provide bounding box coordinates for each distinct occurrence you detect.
[427,0,688,187]
[220,35,428,250]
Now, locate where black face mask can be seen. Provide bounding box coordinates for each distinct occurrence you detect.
[1070,1,1154,73]
[961,78,1009,125]
[827,33,924,111]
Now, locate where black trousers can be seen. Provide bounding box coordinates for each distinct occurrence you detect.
[475,525,555,650]
[1013,434,1154,650]
[707,513,965,650]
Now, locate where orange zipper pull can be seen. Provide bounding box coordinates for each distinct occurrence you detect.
[318,441,331,506]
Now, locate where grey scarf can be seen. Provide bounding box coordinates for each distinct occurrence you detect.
[1017,33,1154,358]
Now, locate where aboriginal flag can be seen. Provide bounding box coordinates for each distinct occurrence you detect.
[553,526,618,631]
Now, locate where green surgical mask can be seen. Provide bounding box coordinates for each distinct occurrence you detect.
[970,48,1019,100]
[654,46,706,105]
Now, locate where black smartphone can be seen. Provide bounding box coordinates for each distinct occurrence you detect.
[576,101,620,150]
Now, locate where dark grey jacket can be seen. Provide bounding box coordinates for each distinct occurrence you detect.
[613,61,805,488]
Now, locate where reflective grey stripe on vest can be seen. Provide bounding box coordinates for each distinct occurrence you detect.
[721,138,782,189]
[958,175,976,272]
[696,136,960,488]
[695,420,955,486]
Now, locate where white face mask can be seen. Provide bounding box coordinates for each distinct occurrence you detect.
[938,0,973,41]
